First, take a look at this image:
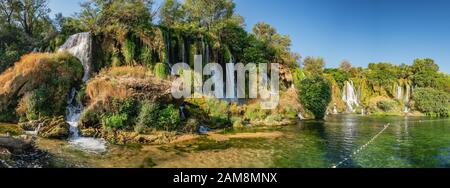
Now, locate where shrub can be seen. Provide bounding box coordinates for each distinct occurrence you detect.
[0,52,83,122]
[413,87,450,117]
[377,100,396,112]
[157,104,181,131]
[135,101,160,133]
[122,37,136,65]
[154,63,169,79]
[102,113,128,129]
[298,75,332,119]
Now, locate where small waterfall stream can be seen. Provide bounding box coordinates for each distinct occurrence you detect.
[342,81,359,113]
[59,32,106,153]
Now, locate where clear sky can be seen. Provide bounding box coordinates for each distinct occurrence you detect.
[48,0,450,73]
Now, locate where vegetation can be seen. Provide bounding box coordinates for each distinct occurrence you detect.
[298,76,332,119]
[413,88,449,117]
[0,52,83,122]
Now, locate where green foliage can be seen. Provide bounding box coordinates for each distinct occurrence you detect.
[135,101,181,132]
[303,56,325,75]
[102,113,128,129]
[299,76,332,119]
[367,62,399,87]
[411,58,442,89]
[324,68,349,88]
[244,103,270,122]
[122,37,137,65]
[101,98,139,130]
[293,68,305,89]
[413,88,450,117]
[185,98,231,128]
[157,104,181,131]
[377,100,396,112]
[154,63,169,79]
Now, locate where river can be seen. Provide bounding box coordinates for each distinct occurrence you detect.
[2,115,450,168]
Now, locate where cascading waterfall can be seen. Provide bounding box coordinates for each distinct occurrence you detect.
[58,32,92,82]
[333,105,338,114]
[404,84,411,113]
[342,81,359,113]
[396,84,403,100]
[59,32,106,153]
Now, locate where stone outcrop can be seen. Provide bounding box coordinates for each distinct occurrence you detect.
[20,116,70,139]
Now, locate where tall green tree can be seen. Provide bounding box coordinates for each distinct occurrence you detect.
[298,75,332,119]
[159,0,184,26]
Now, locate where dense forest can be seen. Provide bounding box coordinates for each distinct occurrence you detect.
[1,0,449,144]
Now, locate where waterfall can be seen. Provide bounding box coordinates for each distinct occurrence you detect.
[333,105,338,115]
[298,112,305,120]
[59,33,106,153]
[58,32,92,82]
[404,84,411,113]
[396,84,403,100]
[342,81,359,113]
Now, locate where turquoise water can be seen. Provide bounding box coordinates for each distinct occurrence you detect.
[269,115,450,168]
[4,115,450,168]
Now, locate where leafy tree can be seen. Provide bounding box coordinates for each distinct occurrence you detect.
[298,75,332,119]
[411,58,440,88]
[324,68,349,88]
[367,62,399,86]
[183,0,235,30]
[413,87,449,117]
[303,56,325,75]
[159,0,184,26]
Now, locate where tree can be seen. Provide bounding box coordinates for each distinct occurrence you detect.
[303,56,325,75]
[0,0,20,25]
[252,22,299,67]
[411,58,440,88]
[413,87,449,117]
[159,0,184,26]
[183,0,235,30]
[339,60,352,72]
[13,0,50,36]
[298,75,332,119]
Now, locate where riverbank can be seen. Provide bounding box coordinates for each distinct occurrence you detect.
[2,115,450,168]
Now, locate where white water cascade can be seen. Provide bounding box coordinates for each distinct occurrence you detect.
[404,84,411,113]
[59,33,106,153]
[396,84,403,100]
[58,32,92,82]
[342,81,359,113]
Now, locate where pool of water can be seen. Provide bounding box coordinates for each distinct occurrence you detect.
[3,115,450,168]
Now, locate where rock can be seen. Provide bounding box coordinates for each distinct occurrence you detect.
[0,135,35,154]
[38,116,70,139]
[21,116,70,139]
[0,147,12,160]
[199,126,209,134]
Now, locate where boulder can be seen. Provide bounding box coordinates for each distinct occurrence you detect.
[0,135,35,153]
[20,116,70,139]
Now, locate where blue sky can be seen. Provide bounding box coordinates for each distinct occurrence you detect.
[48,0,450,73]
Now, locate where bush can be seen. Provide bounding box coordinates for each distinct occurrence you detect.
[413,87,450,117]
[377,100,396,112]
[0,52,83,122]
[102,113,128,129]
[135,101,160,133]
[122,37,136,65]
[154,63,169,79]
[157,105,181,131]
[298,75,332,119]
